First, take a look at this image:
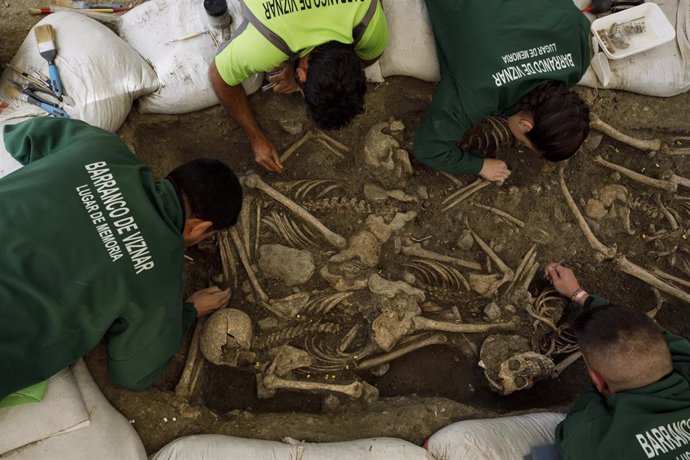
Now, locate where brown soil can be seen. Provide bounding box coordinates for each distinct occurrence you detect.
[3,2,690,455]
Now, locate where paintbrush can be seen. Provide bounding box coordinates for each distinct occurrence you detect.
[4,63,52,90]
[4,87,69,118]
[34,25,63,97]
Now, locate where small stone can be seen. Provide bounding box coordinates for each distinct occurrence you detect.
[393,236,402,254]
[456,229,474,251]
[417,185,429,200]
[259,244,315,286]
[484,302,502,321]
[402,272,416,285]
[370,363,390,376]
[172,417,177,422]
[279,119,303,135]
[585,199,607,220]
[508,186,520,195]
[258,317,279,331]
[163,417,168,423]
[389,120,405,132]
[611,172,621,181]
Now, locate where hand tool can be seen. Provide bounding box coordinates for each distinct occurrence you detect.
[581,0,612,14]
[4,87,69,118]
[34,25,63,97]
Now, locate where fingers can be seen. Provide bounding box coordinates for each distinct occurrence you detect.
[258,155,283,173]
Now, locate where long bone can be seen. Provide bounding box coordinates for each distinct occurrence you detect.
[616,256,690,304]
[243,173,347,248]
[474,204,526,228]
[559,168,617,260]
[217,230,238,288]
[652,267,690,290]
[356,334,448,370]
[229,227,269,303]
[590,114,663,152]
[593,156,677,193]
[412,316,519,334]
[280,130,350,163]
[263,374,363,398]
[506,244,537,294]
[401,241,482,271]
[662,171,690,190]
[175,317,207,398]
[465,220,514,291]
[442,179,491,212]
[239,194,254,259]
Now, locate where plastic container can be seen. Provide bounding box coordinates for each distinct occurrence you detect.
[591,2,676,59]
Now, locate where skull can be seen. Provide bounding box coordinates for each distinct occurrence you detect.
[361,119,413,187]
[200,308,253,366]
[496,352,555,395]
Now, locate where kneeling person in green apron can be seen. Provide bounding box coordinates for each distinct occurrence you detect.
[414,0,592,182]
[210,0,388,173]
[0,118,242,400]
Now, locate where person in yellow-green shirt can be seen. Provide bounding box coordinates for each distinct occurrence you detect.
[210,0,388,173]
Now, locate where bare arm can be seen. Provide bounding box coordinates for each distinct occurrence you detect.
[209,61,283,173]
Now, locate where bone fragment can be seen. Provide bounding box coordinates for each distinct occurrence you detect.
[175,317,207,398]
[518,262,540,294]
[474,204,526,228]
[280,130,313,163]
[617,256,690,304]
[254,199,262,256]
[506,244,537,294]
[552,351,582,378]
[465,221,513,276]
[590,113,662,152]
[440,171,464,187]
[243,173,347,248]
[217,230,238,288]
[315,130,350,153]
[651,267,690,290]
[559,167,617,260]
[593,156,677,193]
[338,324,361,353]
[442,179,491,212]
[413,316,519,334]
[263,374,363,398]
[654,195,679,230]
[314,136,346,159]
[663,171,690,190]
[356,334,447,370]
[230,227,269,302]
[239,194,254,259]
[401,241,482,271]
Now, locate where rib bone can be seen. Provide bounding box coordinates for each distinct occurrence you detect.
[243,173,347,248]
[442,179,491,212]
[590,114,662,152]
[412,316,519,334]
[263,374,363,398]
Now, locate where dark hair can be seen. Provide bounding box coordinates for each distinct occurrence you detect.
[302,41,366,130]
[166,159,242,230]
[517,82,590,162]
[572,304,664,349]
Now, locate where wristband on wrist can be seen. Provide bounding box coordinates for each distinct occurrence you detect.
[570,288,588,304]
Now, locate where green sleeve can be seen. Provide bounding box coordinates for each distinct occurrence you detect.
[354,0,388,61]
[106,301,197,391]
[215,26,286,86]
[3,118,113,165]
[582,294,609,309]
[413,76,484,175]
[555,386,609,458]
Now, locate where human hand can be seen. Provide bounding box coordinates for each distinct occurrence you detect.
[267,63,300,94]
[479,158,511,182]
[544,262,587,304]
[186,286,231,316]
[252,137,283,173]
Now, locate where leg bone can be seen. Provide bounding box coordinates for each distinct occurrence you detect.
[230,227,269,303]
[590,114,662,152]
[356,334,448,370]
[593,156,677,193]
[263,374,363,398]
[413,316,519,334]
[401,241,482,271]
[243,173,347,248]
[616,256,690,304]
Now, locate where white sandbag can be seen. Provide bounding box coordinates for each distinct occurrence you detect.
[118,0,262,115]
[578,0,690,97]
[1,361,146,460]
[151,434,433,460]
[378,0,440,82]
[0,116,25,179]
[0,13,159,132]
[426,412,566,460]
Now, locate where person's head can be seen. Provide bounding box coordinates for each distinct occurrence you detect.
[166,159,242,246]
[572,304,672,397]
[297,41,366,130]
[507,82,590,162]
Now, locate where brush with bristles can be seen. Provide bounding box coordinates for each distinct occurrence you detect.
[4,86,69,118]
[34,25,63,97]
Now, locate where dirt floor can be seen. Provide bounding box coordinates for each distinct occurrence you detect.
[3,2,690,455]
